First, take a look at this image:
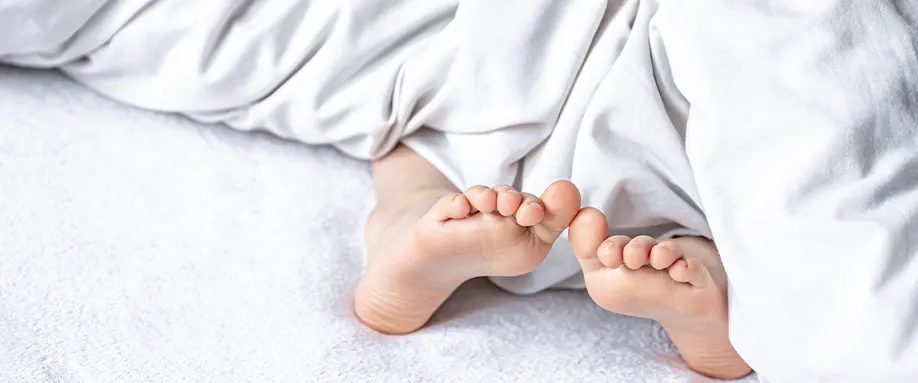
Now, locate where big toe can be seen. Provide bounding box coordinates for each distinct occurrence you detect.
[534,180,582,239]
[568,207,609,272]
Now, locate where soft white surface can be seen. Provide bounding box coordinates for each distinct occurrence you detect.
[0,68,753,382]
[6,3,917,380]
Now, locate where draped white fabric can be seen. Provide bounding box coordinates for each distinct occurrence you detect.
[3,1,916,380]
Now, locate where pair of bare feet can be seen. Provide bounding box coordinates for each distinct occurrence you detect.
[355,149,750,379]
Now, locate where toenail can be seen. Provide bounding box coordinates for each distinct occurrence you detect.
[529,202,542,209]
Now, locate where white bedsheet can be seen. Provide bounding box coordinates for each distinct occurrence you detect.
[4,1,918,381]
[0,68,755,382]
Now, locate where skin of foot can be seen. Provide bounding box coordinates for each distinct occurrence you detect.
[355,145,581,335]
[568,207,752,380]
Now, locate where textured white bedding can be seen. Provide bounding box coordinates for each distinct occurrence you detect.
[0,67,756,382]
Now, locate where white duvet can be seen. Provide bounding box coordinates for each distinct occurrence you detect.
[1,0,917,381]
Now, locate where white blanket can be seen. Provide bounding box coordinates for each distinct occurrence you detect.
[0,0,710,297]
[3,0,918,381]
[0,67,753,383]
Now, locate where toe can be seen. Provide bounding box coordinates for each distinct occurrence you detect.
[623,236,656,269]
[532,180,582,241]
[649,240,684,270]
[515,193,545,227]
[431,193,472,221]
[668,258,712,288]
[568,207,608,272]
[597,235,630,269]
[494,185,523,217]
[465,185,497,214]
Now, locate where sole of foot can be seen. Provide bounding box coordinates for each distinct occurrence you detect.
[569,207,752,380]
[355,180,581,335]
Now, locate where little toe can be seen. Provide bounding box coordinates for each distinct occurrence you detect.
[623,236,657,269]
[494,185,523,217]
[568,207,609,272]
[533,180,582,240]
[668,258,711,288]
[515,193,545,227]
[465,185,497,214]
[597,235,629,269]
[649,240,684,270]
[431,193,472,221]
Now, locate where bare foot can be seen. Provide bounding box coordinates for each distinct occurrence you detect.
[355,180,581,334]
[568,208,751,380]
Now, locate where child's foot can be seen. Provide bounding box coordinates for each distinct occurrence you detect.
[568,208,751,380]
[356,180,581,334]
